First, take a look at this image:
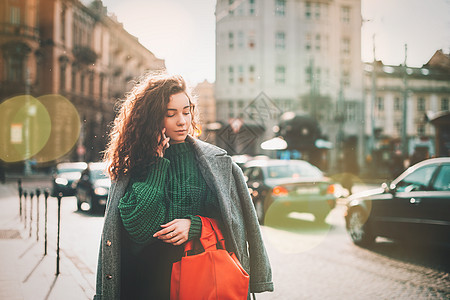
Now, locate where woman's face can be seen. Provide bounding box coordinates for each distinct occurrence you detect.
[163,92,192,144]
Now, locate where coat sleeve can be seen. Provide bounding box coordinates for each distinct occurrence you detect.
[232,163,274,293]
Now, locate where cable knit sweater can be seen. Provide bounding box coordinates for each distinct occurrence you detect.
[118,142,220,244]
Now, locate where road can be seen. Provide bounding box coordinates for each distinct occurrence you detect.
[11,181,450,299]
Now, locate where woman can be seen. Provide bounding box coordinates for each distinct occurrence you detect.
[94,73,273,299]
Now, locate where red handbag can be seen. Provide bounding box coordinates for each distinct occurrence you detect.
[170,216,250,300]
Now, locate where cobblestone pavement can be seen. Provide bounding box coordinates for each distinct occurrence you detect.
[3,178,449,300]
[256,205,450,300]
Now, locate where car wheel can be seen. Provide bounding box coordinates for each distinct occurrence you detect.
[88,193,99,213]
[75,190,82,211]
[347,209,374,246]
[254,199,265,225]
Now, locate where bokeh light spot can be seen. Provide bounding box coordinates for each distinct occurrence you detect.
[34,94,81,163]
[0,95,51,162]
[263,202,332,254]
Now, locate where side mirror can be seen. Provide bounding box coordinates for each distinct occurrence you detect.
[381,182,396,194]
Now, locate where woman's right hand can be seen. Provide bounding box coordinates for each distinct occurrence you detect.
[157,128,170,157]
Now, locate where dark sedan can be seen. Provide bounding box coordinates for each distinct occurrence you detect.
[75,162,110,212]
[345,157,450,247]
[52,162,88,197]
[244,159,337,224]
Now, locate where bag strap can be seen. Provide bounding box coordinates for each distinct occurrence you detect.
[183,216,225,254]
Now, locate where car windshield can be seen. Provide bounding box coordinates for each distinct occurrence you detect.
[57,168,84,173]
[91,169,108,180]
[267,163,322,179]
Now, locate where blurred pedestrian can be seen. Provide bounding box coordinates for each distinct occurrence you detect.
[94,73,273,300]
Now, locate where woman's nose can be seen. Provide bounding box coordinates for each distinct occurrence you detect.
[176,114,186,125]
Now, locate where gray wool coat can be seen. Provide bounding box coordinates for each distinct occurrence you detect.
[93,136,273,300]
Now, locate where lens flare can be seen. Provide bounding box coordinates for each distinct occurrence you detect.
[33,94,81,163]
[0,95,51,162]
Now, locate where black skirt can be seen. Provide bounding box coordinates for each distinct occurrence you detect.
[120,226,184,300]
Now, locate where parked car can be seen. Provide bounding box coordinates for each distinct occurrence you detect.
[243,159,337,224]
[345,157,450,247]
[75,162,110,212]
[52,162,88,197]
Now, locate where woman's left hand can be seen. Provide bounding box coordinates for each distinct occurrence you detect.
[153,219,191,246]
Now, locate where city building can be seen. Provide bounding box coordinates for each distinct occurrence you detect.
[192,79,217,143]
[215,0,364,172]
[363,49,450,177]
[0,0,164,170]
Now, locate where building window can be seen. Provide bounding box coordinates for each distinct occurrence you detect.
[341,38,350,55]
[61,5,66,42]
[417,124,425,136]
[80,73,85,93]
[71,69,77,92]
[342,70,350,87]
[238,31,244,48]
[238,100,244,117]
[228,66,234,84]
[248,32,255,48]
[305,33,311,50]
[305,2,311,19]
[441,98,449,111]
[377,97,384,111]
[60,65,66,91]
[315,3,320,19]
[89,72,94,96]
[275,65,285,84]
[275,0,286,16]
[275,32,285,49]
[395,121,401,134]
[249,0,255,15]
[305,66,311,84]
[229,32,234,49]
[394,97,401,111]
[99,75,104,98]
[417,97,426,111]
[238,65,244,83]
[6,55,24,82]
[249,65,255,83]
[228,101,234,118]
[10,6,20,25]
[346,102,357,122]
[229,0,235,15]
[315,34,321,51]
[341,6,350,23]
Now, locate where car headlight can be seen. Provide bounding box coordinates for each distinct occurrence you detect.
[94,187,108,196]
[55,178,68,186]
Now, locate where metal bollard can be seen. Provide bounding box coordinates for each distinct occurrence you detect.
[18,179,23,221]
[44,189,49,256]
[29,192,34,238]
[56,192,62,275]
[36,189,41,242]
[23,191,28,229]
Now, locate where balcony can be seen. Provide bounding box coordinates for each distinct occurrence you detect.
[73,46,97,65]
[0,23,39,40]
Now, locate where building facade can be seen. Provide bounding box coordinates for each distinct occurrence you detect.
[1,0,164,169]
[192,79,217,143]
[363,50,450,177]
[215,0,364,172]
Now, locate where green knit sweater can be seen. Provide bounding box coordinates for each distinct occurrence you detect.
[119,142,220,244]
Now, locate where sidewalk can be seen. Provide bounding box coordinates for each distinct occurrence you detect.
[0,182,94,300]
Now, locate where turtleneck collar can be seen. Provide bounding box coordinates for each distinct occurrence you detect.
[164,141,192,158]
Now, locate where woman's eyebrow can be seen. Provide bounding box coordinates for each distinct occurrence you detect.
[167,106,190,111]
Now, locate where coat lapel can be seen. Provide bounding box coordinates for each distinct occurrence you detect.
[189,136,233,231]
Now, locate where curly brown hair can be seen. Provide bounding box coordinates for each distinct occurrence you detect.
[103,73,198,180]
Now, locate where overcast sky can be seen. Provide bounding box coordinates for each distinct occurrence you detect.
[100,0,450,85]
